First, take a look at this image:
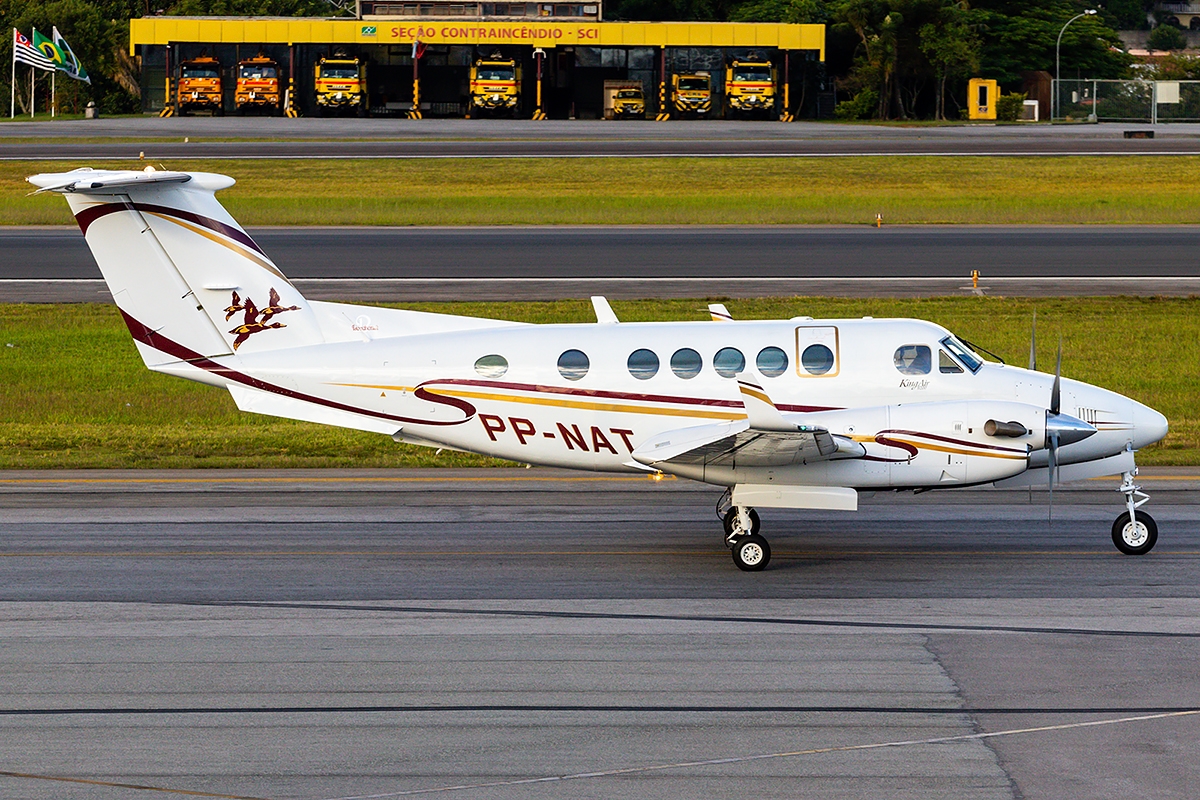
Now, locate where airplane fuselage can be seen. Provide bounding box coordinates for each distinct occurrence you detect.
[210,316,1166,491]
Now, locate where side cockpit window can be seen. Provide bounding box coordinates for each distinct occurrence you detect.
[893,345,930,375]
[940,336,982,373]
[939,350,964,374]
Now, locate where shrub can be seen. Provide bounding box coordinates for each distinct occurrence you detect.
[995,92,1028,122]
[1148,25,1188,51]
[834,89,878,120]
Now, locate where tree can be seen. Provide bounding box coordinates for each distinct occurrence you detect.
[729,0,830,23]
[971,1,1132,84]
[1147,24,1188,52]
[919,3,979,120]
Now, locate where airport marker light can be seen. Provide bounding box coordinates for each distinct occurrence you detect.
[129,18,825,59]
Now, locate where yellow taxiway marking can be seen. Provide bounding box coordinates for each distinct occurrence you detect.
[0,770,269,800]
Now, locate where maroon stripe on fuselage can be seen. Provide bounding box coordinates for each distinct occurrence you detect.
[877,428,1027,455]
[75,201,136,235]
[74,201,267,258]
[118,309,473,428]
[419,377,841,412]
[134,202,268,257]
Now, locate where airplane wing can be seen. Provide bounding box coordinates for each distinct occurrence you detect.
[632,379,865,469]
[631,419,864,469]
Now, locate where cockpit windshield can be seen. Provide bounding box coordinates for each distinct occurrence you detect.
[477,67,514,81]
[940,336,983,373]
[240,65,276,79]
[182,66,219,79]
[733,68,771,82]
[678,77,708,91]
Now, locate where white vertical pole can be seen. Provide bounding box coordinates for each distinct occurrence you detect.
[51,70,55,117]
[10,31,15,119]
[30,63,34,118]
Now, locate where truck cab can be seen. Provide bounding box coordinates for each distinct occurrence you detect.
[671,72,712,118]
[604,80,645,119]
[177,57,223,116]
[470,58,521,117]
[725,59,777,118]
[314,57,368,117]
[235,56,281,115]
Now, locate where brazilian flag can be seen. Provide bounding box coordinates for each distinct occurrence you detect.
[33,27,90,85]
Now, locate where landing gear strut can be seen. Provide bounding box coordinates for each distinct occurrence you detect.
[1113,469,1157,555]
[718,492,771,571]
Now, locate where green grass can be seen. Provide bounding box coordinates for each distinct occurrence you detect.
[1,297,1195,469]
[9,156,1200,225]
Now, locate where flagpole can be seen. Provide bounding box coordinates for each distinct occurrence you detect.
[10,30,15,119]
[51,70,55,117]
[30,62,34,118]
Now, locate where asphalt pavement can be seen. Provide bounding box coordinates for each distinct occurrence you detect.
[5,225,1200,302]
[0,468,1198,799]
[2,118,1199,159]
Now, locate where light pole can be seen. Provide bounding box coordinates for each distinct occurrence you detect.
[1056,9,1098,120]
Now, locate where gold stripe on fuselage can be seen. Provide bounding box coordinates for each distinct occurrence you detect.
[331,383,748,421]
[145,212,290,284]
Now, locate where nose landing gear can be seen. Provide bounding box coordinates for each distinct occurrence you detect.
[1113,469,1157,555]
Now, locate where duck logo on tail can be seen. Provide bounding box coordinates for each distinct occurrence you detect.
[226,288,297,350]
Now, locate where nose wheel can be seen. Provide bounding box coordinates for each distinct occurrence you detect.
[1113,469,1157,555]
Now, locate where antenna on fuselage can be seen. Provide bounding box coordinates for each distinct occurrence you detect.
[1028,311,1037,372]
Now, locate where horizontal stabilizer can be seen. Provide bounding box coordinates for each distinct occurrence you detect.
[28,167,197,195]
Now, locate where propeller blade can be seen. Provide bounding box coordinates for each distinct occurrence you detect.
[1028,310,1037,372]
[1051,337,1062,416]
[1047,430,1058,523]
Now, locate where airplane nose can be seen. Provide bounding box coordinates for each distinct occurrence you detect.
[1134,403,1169,449]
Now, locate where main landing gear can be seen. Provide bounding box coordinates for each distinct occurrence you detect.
[719,493,769,571]
[1113,469,1157,555]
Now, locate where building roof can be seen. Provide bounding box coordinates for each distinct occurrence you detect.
[130,17,825,57]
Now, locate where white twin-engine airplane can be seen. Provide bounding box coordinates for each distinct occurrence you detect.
[30,167,1169,571]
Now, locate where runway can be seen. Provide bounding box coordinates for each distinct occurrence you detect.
[6,225,1200,302]
[3,119,1200,159]
[1,469,1198,799]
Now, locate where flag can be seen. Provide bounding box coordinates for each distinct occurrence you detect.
[32,28,65,66]
[412,40,426,60]
[13,29,54,71]
[51,27,90,84]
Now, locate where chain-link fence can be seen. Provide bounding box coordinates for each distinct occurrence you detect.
[1053,79,1200,123]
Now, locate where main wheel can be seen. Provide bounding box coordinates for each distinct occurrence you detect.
[732,534,771,571]
[722,507,760,537]
[1112,510,1157,555]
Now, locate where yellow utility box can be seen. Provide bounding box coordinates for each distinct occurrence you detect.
[968,78,997,120]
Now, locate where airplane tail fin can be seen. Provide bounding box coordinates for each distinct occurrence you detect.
[27,167,324,366]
